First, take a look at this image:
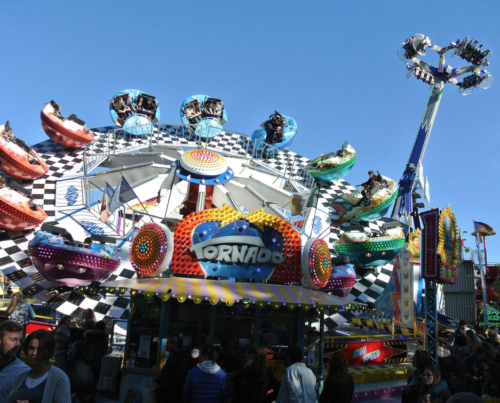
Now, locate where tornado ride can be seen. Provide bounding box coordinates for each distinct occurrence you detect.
[0,33,494,387]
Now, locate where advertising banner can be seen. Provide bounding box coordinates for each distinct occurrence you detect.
[324,339,409,366]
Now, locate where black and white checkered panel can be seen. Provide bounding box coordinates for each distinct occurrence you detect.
[0,122,391,324]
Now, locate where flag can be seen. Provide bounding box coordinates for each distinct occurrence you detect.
[472,221,497,237]
[306,185,320,208]
[100,182,114,222]
[108,177,136,213]
[157,163,177,204]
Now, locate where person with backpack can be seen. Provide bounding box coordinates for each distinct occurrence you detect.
[66,340,94,403]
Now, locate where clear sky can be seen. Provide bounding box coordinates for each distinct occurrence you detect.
[1,1,499,260]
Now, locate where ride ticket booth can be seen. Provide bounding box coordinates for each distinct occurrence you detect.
[101,205,361,402]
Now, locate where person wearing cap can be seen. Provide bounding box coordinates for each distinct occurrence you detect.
[153,332,189,403]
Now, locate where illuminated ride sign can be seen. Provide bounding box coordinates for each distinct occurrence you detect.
[420,206,459,284]
[170,205,303,282]
[479,309,500,328]
[324,339,408,366]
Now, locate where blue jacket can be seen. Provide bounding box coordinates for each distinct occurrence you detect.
[183,361,228,403]
[0,357,29,402]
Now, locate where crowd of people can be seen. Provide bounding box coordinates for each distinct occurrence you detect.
[182,97,225,126]
[148,331,354,403]
[403,320,500,403]
[0,307,109,403]
[111,93,158,126]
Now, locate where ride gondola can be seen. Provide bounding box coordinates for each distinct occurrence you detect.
[0,180,48,231]
[332,222,405,270]
[0,123,49,180]
[28,225,121,287]
[40,101,95,148]
[329,173,398,227]
[180,94,228,139]
[251,111,297,153]
[305,142,357,183]
[109,89,160,136]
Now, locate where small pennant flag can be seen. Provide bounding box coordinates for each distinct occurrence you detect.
[472,221,497,237]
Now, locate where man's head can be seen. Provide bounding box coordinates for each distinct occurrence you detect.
[287,346,303,365]
[368,170,374,177]
[447,392,484,403]
[459,320,467,331]
[0,320,24,359]
[166,332,183,353]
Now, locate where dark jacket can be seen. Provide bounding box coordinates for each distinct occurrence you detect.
[155,350,189,403]
[441,374,463,395]
[66,355,94,398]
[319,374,354,403]
[83,330,108,369]
[232,365,278,403]
[183,361,228,403]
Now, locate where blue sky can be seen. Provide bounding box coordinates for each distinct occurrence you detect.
[1,1,499,261]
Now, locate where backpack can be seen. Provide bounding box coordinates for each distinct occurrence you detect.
[9,303,30,326]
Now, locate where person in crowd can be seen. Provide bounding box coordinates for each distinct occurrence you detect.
[233,346,280,403]
[183,343,228,403]
[319,352,354,403]
[70,320,95,349]
[276,346,316,403]
[111,96,129,125]
[66,340,94,403]
[451,335,472,362]
[438,356,465,395]
[477,326,488,342]
[446,392,484,403]
[83,320,108,387]
[356,170,377,206]
[403,349,433,403]
[493,345,500,366]
[122,93,136,113]
[82,308,96,324]
[463,344,490,395]
[7,329,71,403]
[7,292,36,346]
[487,327,500,349]
[465,329,481,353]
[153,332,189,403]
[54,315,72,371]
[481,361,500,400]
[183,100,202,124]
[141,97,157,119]
[0,321,29,402]
[264,112,285,144]
[416,366,450,403]
[218,341,241,373]
[448,320,468,348]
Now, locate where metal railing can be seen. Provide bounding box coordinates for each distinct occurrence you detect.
[82,121,317,202]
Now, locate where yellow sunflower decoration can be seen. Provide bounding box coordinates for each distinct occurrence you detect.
[438,207,459,268]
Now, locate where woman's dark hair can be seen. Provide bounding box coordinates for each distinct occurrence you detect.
[200,344,222,363]
[251,346,268,377]
[24,329,55,359]
[82,320,95,331]
[484,361,500,385]
[95,320,107,332]
[414,349,433,374]
[455,335,467,347]
[168,332,183,348]
[479,342,496,359]
[327,352,348,382]
[72,339,85,357]
[465,329,478,351]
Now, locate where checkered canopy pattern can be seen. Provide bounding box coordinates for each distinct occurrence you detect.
[0,124,393,324]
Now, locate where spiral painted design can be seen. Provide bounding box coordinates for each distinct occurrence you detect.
[129,223,168,276]
[307,239,331,288]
